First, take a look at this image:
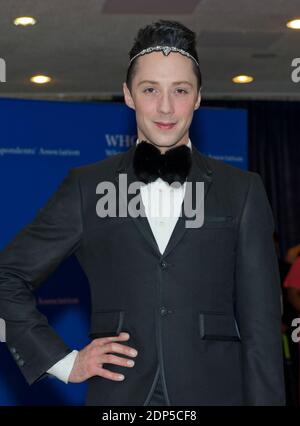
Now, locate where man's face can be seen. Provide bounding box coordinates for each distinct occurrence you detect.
[123,51,201,153]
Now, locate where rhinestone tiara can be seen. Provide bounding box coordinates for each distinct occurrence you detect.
[129,45,200,68]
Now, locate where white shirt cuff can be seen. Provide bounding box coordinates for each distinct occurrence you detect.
[47,349,78,384]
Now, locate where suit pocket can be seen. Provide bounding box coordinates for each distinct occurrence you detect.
[202,215,234,229]
[199,311,241,341]
[89,310,125,339]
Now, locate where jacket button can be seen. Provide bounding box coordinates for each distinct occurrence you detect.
[160,307,169,316]
[10,347,16,354]
[160,260,167,269]
[14,353,20,361]
[17,359,25,367]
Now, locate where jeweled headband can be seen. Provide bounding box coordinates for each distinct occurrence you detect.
[128,45,200,68]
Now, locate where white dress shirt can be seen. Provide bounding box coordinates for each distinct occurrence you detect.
[47,139,192,383]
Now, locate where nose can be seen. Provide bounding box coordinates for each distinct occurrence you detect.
[157,92,174,115]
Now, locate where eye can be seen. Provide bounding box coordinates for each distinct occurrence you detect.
[176,88,188,94]
[143,87,156,94]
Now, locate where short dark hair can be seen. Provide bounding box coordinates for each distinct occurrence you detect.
[126,20,202,93]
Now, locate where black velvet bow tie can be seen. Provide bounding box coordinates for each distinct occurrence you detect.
[132,140,192,185]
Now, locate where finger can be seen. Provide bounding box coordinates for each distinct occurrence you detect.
[101,354,135,368]
[93,332,130,347]
[95,366,125,381]
[101,342,138,358]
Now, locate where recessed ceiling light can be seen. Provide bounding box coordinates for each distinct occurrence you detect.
[286,19,300,29]
[13,16,36,26]
[30,75,52,84]
[232,75,254,84]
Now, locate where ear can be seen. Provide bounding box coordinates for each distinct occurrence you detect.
[123,82,135,110]
[194,90,201,110]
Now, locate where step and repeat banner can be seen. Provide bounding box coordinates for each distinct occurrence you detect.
[0,98,247,405]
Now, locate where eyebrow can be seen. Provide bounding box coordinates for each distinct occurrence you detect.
[137,80,193,87]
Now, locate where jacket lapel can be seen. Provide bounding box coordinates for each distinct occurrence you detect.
[113,143,213,258]
[113,146,160,257]
[162,143,213,257]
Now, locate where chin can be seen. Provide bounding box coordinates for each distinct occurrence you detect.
[152,133,181,145]
[156,136,184,148]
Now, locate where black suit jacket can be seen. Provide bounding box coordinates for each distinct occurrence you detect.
[0,144,285,405]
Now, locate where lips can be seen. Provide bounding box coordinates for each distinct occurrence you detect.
[154,122,176,130]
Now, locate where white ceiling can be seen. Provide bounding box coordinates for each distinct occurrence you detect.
[0,0,300,101]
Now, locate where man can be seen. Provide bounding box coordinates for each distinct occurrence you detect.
[0,20,285,405]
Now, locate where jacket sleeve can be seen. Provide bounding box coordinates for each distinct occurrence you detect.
[234,172,285,405]
[0,168,83,385]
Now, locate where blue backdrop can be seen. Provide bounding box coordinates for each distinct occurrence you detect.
[0,98,247,405]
